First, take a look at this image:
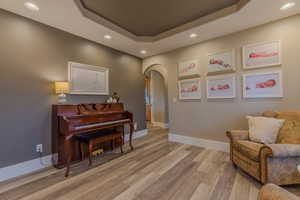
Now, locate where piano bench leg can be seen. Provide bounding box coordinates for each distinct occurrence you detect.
[110,139,115,150]
[122,127,125,145]
[129,134,134,151]
[120,137,123,153]
[79,142,84,161]
[88,142,93,166]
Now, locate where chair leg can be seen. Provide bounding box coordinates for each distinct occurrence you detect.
[88,142,93,166]
[232,162,237,168]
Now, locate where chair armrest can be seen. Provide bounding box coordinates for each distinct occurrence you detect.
[265,144,300,158]
[226,130,249,141]
[258,184,300,200]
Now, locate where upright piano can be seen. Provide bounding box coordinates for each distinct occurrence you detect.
[52,103,134,173]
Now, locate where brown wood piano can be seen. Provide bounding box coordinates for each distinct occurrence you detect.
[52,103,134,176]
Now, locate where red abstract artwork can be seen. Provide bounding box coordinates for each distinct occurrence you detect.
[249,52,278,59]
[181,84,198,93]
[209,59,231,68]
[180,63,196,73]
[210,84,230,91]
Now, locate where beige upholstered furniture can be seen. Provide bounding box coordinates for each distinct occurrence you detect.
[227,111,300,185]
[258,184,300,200]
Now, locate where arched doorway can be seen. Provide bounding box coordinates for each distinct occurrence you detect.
[144,65,168,129]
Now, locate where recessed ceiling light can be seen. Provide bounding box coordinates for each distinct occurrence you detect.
[140,50,147,54]
[280,2,296,10]
[189,33,198,38]
[104,35,112,39]
[24,2,39,11]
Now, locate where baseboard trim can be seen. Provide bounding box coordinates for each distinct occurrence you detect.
[168,133,229,152]
[124,129,148,141]
[0,155,53,182]
[0,129,148,182]
[152,121,169,128]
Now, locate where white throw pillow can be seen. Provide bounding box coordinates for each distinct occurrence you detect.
[246,116,285,144]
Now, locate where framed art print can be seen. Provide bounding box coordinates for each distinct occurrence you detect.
[208,50,235,75]
[68,62,109,95]
[178,78,201,100]
[243,41,281,69]
[178,59,200,77]
[206,75,236,99]
[243,70,283,98]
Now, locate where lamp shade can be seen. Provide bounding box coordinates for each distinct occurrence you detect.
[55,82,69,94]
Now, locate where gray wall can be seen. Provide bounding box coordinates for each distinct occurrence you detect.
[151,71,168,124]
[143,14,300,142]
[0,9,146,168]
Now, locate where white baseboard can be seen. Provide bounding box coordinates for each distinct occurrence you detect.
[0,155,53,182]
[168,133,229,152]
[0,129,148,183]
[124,129,148,141]
[152,121,169,128]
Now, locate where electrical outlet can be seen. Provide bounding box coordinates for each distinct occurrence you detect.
[134,122,138,131]
[36,144,43,153]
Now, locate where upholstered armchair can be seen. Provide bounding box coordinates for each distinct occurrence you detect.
[258,184,300,200]
[227,111,300,185]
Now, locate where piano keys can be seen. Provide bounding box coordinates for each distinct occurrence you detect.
[73,119,130,131]
[52,103,134,175]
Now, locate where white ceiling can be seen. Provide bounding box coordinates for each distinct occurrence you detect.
[0,0,300,58]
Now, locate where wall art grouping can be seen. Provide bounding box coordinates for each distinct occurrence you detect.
[208,50,235,75]
[177,40,283,101]
[206,75,236,99]
[243,70,283,98]
[242,41,281,69]
[178,59,200,77]
[178,78,201,100]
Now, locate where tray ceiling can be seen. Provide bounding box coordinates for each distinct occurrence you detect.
[1,0,300,58]
[76,0,246,42]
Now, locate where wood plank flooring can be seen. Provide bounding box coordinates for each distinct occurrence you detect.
[0,128,299,200]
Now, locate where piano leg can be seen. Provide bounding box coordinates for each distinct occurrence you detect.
[64,138,72,177]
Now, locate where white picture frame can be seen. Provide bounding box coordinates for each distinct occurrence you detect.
[206,75,236,99]
[242,41,282,69]
[178,78,201,100]
[178,59,200,77]
[207,49,235,75]
[68,62,109,95]
[243,70,283,98]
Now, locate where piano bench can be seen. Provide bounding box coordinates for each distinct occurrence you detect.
[75,129,124,166]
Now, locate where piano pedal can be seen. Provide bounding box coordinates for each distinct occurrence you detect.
[92,149,103,158]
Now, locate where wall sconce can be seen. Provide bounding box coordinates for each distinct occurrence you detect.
[55,82,69,104]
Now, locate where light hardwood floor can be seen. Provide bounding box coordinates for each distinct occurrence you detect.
[0,128,299,200]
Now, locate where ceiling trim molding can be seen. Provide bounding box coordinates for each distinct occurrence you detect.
[74,0,250,42]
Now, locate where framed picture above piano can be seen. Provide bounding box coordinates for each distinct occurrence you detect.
[68,62,109,95]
